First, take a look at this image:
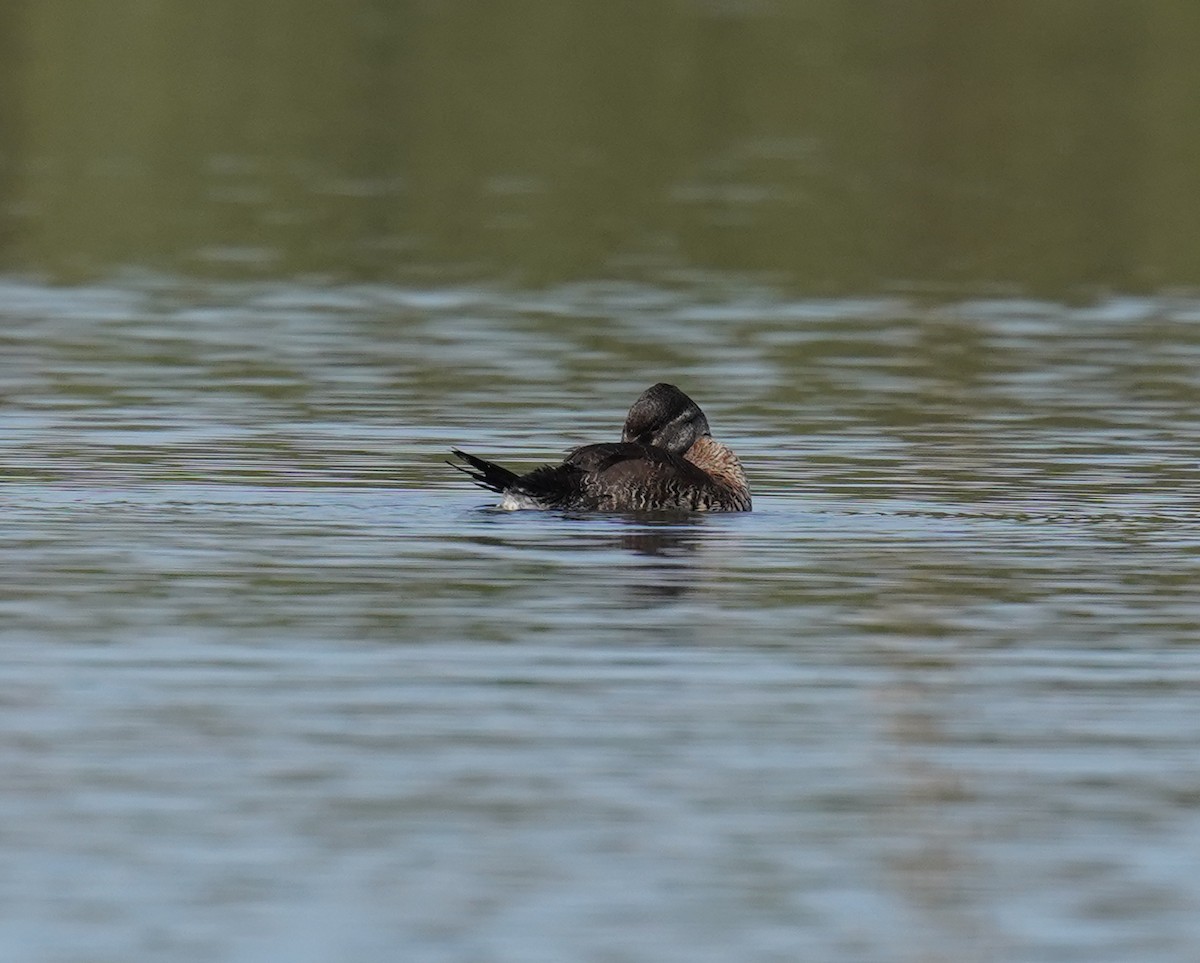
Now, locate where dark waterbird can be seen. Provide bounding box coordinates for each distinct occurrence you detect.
[450,383,751,512]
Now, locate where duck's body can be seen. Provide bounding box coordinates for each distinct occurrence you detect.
[450,384,751,512]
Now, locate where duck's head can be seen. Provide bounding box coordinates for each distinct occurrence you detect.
[621,383,710,454]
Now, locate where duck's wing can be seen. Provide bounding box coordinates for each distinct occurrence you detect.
[564,442,728,510]
[468,444,693,509]
[564,442,704,477]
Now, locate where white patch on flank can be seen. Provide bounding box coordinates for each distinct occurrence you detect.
[499,491,541,511]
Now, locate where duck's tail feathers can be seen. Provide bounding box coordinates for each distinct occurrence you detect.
[448,448,521,494]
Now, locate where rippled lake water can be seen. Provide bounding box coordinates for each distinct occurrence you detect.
[4,278,1200,962]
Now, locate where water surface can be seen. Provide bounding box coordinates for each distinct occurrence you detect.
[3,279,1200,962]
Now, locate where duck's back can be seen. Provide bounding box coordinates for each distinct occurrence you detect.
[514,442,748,512]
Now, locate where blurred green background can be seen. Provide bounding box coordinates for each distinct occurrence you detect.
[2,1,1195,295]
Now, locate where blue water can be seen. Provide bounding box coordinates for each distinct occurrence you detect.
[3,279,1200,962]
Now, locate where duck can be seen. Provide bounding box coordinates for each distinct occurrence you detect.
[450,383,751,512]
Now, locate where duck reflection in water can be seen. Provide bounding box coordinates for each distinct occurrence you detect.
[615,514,712,603]
[450,383,751,513]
